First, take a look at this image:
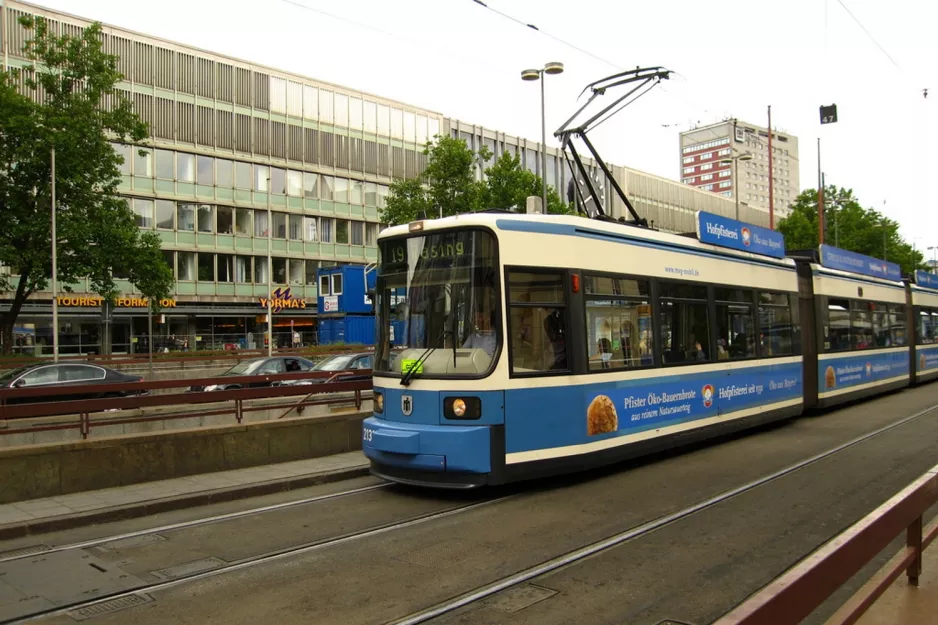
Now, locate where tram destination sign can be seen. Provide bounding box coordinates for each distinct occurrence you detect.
[914,270,938,290]
[695,211,785,259]
[819,244,902,281]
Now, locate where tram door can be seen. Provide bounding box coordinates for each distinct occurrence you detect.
[796,263,819,409]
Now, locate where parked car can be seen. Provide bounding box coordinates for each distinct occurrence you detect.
[280,352,375,386]
[0,362,146,405]
[187,356,315,392]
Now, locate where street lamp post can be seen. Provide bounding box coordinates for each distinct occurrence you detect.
[267,175,273,357]
[929,246,937,274]
[718,151,753,221]
[521,62,564,212]
[51,147,59,362]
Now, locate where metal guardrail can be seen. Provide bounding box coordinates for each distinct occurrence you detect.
[0,370,373,439]
[0,345,370,370]
[714,464,938,625]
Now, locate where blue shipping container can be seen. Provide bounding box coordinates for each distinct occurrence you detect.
[317,265,376,315]
[318,315,376,346]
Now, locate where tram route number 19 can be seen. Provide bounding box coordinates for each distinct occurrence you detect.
[363,427,376,442]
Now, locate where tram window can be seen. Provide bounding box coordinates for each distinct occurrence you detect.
[851,302,874,350]
[870,303,890,347]
[584,276,650,298]
[889,304,908,346]
[716,302,755,360]
[507,271,567,374]
[824,298,852,352]
[758,292,794,356]
[585,298,653,371]
[659,281,710,365]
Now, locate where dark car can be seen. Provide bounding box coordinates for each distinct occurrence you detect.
[0,362,146,405]
[187,356,315,392]
[282,352,375,386]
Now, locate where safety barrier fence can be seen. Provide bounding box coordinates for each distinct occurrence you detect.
[714,463,938,625]
[0,369,373,440]
[0,344,370,371]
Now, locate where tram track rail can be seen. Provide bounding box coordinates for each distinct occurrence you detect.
[4,494,515,624]
[386,402,938,625]
[0,482,391,566]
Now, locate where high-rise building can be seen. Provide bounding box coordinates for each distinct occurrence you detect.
[679,120,800,219]
[0,0,771,355]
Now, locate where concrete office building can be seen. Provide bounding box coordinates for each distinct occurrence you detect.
[1,0,769,355]
[680,119,800,219]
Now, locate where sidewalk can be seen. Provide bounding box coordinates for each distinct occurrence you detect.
[855,537,938,625]
[0,451,370,540]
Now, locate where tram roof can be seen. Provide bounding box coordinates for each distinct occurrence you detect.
[379,212,797,269]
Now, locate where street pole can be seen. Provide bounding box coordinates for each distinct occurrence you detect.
[51,147,59,363]
[733,156,740,220]
[817,138,824,245]
[540,71,547,213]
[767,105,774,229]
[267,177,273,357]
[147,306,153,375]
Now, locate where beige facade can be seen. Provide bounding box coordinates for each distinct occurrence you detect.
[680,120,800,219]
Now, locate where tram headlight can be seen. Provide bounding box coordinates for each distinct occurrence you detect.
[444,396,481,420]
[374,391,384,413]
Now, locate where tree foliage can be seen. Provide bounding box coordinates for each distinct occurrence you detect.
[778,186,926,275]
[379,135,574,226]
[0,17,174,352]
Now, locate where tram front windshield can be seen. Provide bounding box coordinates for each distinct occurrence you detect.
[374,229,499,376]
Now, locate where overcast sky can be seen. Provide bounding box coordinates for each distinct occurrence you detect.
[29,0,938,253]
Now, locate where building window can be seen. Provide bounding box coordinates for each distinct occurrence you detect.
[197,253,214,281]
[235,208,252,236]
[273,257,286,284]
[235,256,251,283]
[719,181,732,188]
[287,171,303,197]
[289,215,303,241]
[719,170,731,177]
[335,219,349,244]
[365,223,377,246]
[683,177,695,184]
[319,274,330,296]
[289,258,304,285]
[236,161,252,190]
[254,210,268,237]
[700,152,713,160]
[254,165,269,192]
[272,212,286,238]
[320,218,333,242]
[197,205,214,233]
[303,172,319,199]
[113,143,132,175]
[700,163,713,170]
[177,203,196,231]
[682,156,694,164]
[155,200,174,229]
[270,167,286,195]
[304,216,317,241]
[350,221,363,245]
[217,206,233,234]
[364,182,377,206]
[700,174,713,181]
[334,177,349,203]
[217,253,233,283]
[155,149,173,180]
[131,198,152,228]
[320,176,334,201]
[177,252,196,281]
[254,256,268,284]
[133,147,152,177]
[683,166,695,174]
[350,179,363,205]
[305,260,318,286]
[216,159,233,188]
[197,156,213,186]
[177,153,195,183]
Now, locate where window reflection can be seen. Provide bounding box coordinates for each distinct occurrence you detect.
[197,156,214,186]
[177,153,195,183]
[254,165,269,192]
[303,172,319,199]
[177,203,195,231]
[155,200,174,229]
[235,208,252,236]
[216,159,233,188]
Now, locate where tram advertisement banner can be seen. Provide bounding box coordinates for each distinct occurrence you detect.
[505,361,803,454]
[819,244,901,282]
[914,270,938,290]
[817,349,909,394]
[695,211,785,259]
[915,345,938,373]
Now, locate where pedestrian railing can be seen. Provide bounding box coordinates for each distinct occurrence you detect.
[0,370,373,440]
[713,463,938,625]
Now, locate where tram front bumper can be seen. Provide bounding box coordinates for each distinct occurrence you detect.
[362,417,491,474]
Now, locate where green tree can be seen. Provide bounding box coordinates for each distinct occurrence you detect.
[378,135,574,226]
[0,17,174,353]
[779,186,926,276]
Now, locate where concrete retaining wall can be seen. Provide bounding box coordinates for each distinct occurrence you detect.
[0,412,368,504]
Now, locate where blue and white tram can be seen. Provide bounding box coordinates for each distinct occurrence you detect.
[363,211,806,487]
[911,270,938,385]
[789,245,910,409]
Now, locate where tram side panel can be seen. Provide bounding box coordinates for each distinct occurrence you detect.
[911,286,938,384]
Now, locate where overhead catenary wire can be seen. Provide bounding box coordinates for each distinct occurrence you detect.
[470,0,625,71]
[834,0,901,70]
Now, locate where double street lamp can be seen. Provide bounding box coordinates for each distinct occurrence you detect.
[928,246,938,275]
[719,151,753,221]
[521,62,564,212]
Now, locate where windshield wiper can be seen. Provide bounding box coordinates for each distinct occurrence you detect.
[400,326,450,386]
